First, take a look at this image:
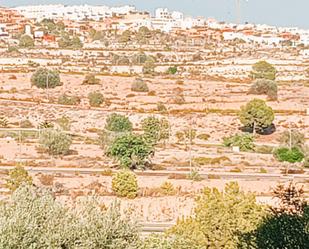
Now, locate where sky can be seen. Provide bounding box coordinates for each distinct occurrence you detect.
[1,0,309,29]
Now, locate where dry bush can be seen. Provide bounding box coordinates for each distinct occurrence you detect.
[38,174,54,186]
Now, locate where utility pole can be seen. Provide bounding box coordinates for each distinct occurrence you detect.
[46,71,49,102]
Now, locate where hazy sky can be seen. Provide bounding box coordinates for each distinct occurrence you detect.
[1,0,309,29]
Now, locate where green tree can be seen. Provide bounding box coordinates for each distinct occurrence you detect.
[248,79,278,100]
[168,182,266,249]
[108,133,152,169]
[31,68,62,89]
[39,129,72,156]
[105,113,132,133]
[239,99,274,133]
[6,165,33,191]
[250,61,277,80]
[19,35,34,48]
[112,170,138,198]
[167,66,178,75]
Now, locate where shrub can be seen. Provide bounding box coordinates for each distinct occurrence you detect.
[0,185,140,248]
[7,46,19,53]
[278,130,305,149]
[160,182,176,196]
[31,68,62,89]
[131,78,149,92]
[112,170,138,198]
[197,133,210,141]
[39,129,72,156]
[239,99,274,133]
[6,165,33,191]
[20,119,34,128]
[141,116,169,144]
[254,145,274,154]
[157,102,167,113]
[250,60,277,80]
[187,170,203,181]
[167,66,177,75]
[0,116,9,128]
[108,133,152,169]
[88,91,104,107]
[168,182,266,249]
[105,113,132,133]
[56,116,71,131]
[82,74,100,85]
[38,174,54,186]
[38,121,54,129]
[19,35,34,48]
[248,79,278,100]
[142,59,155,75]
[57,94,80,105]
[223,133,255,152]
[273,147,305,163]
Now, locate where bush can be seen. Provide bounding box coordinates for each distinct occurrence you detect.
[239,99,274,133]
[88,91,104,107]
[142,59,155,75]
[112,170,138,198]
[19,35,34,48]
[157,102,167,113]
[250,60,277,80]
[39,129,72,156]
[273,147,305,163]
[7,46,19,53]
[131,78,149,92]
[6,165,33,191]
[169,182,266,249]
[56,116,71,131]
[82,74,100,85]
[38,121,54,129]
[187,170,203,181]
[141,116,169,144]
[108,133,152,169]
[0,116,9,128]
[31,68,62,89]
[105,113,132,133]
[0,185,140,248]
[167,66,178,75]
[160,182,176,196]
[248,79,278,100]
[58,94,80,105]
[278,130,305,149]
[223,133,255,152]
[20,119,34,128]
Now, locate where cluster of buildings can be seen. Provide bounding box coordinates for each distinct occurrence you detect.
[0,4,308,48]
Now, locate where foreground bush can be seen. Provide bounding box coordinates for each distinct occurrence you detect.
[39,129,72,155]
[108,133,152,169]
[273,147,304,163]
[6,165,33,191]
[248,79,278,100]
[168,182,266,249]
[0,185,140,248]
[105,113,132,133]
[112,170,138,198]
[31,68,62,89]
[223,133,255,152]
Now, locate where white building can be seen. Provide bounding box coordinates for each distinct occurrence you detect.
[14,4,136,21]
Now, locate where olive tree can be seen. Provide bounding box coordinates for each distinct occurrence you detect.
[141,116,169,144]
[19,35,34,48]
[239,99,274,134]
[105,113,132,133]
[248,79,278,100]
[31,68,62,89]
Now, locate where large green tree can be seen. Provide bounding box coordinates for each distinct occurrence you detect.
[239,99,274,133]
[19,35,34,48]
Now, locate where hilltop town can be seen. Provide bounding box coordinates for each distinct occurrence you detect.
[0,4,308,248]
